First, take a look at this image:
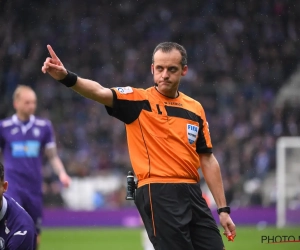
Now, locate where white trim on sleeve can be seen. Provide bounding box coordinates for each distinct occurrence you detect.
[45,142,56,149]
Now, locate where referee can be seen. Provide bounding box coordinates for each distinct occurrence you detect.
[42,42,236,250]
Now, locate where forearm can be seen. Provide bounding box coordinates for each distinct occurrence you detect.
[49,156,67,176]
[46,147,71,187]
[71,77,105,101]
[71,77,113,106]
[45,147,66,176]
[201,155,236,238]
[200,154,227,208]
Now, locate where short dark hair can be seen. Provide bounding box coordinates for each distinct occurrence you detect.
[0,162,4,182]
[152,42,187,67]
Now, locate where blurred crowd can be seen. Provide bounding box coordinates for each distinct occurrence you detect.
[1,0,300,208]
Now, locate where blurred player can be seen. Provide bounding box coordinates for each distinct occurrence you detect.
[0,161,37,249]
[0,85,71,249]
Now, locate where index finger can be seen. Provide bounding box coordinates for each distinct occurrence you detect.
[47,44,59,59]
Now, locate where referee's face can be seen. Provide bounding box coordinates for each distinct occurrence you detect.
[152,49,188,98]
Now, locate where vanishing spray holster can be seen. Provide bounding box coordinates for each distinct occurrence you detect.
[126,171,137,200]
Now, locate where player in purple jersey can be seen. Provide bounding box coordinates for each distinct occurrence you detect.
[0,161,37,250]
[0,85,71,249]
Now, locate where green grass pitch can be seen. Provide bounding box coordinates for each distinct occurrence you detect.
[40,226,300,250]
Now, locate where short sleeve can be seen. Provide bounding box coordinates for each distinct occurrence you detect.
[105,87,151,124]
[44,120,56,149]
[196,105,213,154]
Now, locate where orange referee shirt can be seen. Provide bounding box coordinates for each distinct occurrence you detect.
[105,86,212,187]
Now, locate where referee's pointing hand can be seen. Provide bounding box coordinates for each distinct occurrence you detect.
[41,45,68,81]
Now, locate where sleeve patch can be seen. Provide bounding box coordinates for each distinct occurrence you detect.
[116,87,133,94]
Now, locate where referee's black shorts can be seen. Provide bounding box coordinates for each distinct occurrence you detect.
[135,182,225,250]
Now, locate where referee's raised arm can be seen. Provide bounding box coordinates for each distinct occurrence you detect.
[41,44,113,107]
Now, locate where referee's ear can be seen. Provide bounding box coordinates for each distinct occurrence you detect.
[151,64,154,74]
[181,65,188,76]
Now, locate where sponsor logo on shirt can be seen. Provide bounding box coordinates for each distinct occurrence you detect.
[11,140,41,157]
[116,87,133,94]
[164,102,183,107]
[187,124,199,144]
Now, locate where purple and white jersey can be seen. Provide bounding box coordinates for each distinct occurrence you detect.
[0,194,36,249]
[0,115,56,195]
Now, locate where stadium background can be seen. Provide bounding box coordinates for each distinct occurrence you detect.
[0,0,300,249]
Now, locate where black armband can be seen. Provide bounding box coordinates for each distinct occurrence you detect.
[58,70,78,87]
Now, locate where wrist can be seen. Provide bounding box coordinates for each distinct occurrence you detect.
[57,170,66,176]
[58,70,78,87]
[217,206,231,215]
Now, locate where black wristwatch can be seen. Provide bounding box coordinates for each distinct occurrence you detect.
[217,206,231,215]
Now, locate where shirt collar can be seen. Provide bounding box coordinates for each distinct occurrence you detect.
[12,114,35,134]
